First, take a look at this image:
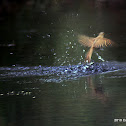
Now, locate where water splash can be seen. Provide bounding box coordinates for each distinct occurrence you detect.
[0,62,126,83]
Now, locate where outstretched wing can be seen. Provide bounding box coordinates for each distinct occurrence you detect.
[78,35,95,47]
[93,38,116,48]
[78,34,117,48]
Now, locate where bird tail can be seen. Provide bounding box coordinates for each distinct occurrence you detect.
[85,46,94,63]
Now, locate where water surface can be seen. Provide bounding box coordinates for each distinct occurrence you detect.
[0,1,126,126]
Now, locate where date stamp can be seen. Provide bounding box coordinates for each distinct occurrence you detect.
[114,119,126,122]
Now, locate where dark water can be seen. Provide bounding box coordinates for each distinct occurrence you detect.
[0,0,126,126]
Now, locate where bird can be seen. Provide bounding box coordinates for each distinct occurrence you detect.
[78,32,116,63]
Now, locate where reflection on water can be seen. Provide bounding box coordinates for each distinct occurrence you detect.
[0,70,126,126]
[0,0,126,126]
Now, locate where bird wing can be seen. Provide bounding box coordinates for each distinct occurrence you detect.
[93,38,116,48]
[78,35,95,47]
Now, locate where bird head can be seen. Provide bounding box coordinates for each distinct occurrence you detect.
[98,32,104,37]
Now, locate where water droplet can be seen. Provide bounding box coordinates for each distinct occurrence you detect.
[47,34,51,37]
[42,36,45,38]
[83,49,85,52]
[32,96,36,99]
[69,42,71,44]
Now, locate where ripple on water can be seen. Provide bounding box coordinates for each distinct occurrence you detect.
[0,62,126,83]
